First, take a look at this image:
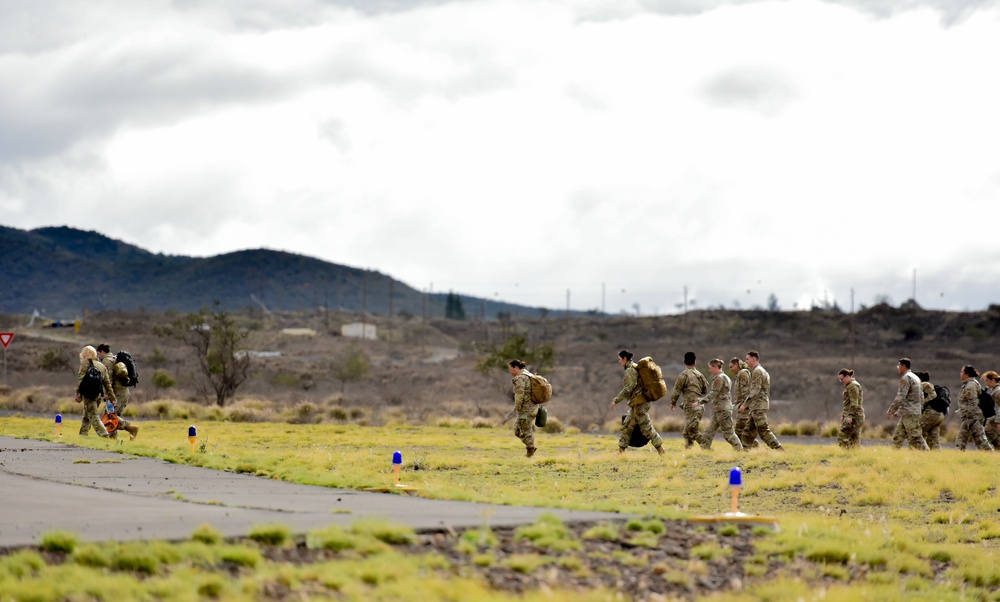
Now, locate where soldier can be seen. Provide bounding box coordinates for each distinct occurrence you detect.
[886,358,930,450]
[611,349,665,456]
[110,362,140,440]
[837,369,864,449]
[981,371,1000,449]
[730,357,758,450]
[743,350,784,450]
[954,365,993,451]
[508,359,538,457]
[916,371,945,450]
[75,345,115,438]
[698,359,743,451]
[670,351,708,449]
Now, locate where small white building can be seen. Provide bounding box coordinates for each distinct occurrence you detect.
[341,322,377,340]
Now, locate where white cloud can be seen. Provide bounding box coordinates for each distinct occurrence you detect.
[2,0,1000,314]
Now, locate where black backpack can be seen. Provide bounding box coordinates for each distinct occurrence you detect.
[929,385,950,415]
[979,388,996,419]
[78,360,104,399]
[115,350,138,387]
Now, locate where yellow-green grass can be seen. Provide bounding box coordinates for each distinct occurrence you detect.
[3,416,1000,600]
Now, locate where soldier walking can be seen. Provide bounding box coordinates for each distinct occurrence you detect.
[954,365,993,451]
[837,369,864,449]
[508,359,538,457]
[730,357,758,450]
[611,349,665,456]
[671,352,708,449]
[886,358,930,450]
[916,371,945,450]
[699,359,743,451]
[742,350,783,450]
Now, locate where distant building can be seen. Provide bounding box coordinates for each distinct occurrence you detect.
[341,322,377,340]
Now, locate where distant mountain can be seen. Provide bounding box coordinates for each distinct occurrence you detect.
[0,225,552,318]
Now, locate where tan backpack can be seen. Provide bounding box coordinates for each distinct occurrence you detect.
[635,357,667,402]
[526,371,552,404]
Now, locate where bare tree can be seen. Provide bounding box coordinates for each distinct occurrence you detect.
[154,307,251,407]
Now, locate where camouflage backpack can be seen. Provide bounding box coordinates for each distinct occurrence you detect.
[635,357,667,402]
[526,371,552,404]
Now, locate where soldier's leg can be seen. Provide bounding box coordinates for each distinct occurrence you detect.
[737,410,759,448]
[634,403,663,449]
[682,407,702,448]
[700,415,720,449]
[922,411,943,450]
[970,419,993,451]
[515,417,535,451]
[618,408,637,451]
[984,417,1000,449]
[891,420,907,449]
[901,415,928,450]
[718,411,743,451]
[750,408,783,450]
[837,418,853,448]
[851,418,864,448]
[955,418,971,450]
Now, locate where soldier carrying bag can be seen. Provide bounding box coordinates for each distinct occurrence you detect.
[635,357,667,402]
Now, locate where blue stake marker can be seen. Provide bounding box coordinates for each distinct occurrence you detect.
[55,413,62,436]
[729,467,742,513]
[393,451,402,485]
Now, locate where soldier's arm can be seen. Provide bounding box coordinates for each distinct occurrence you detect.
[747,370,762,400]
[887,379,907,414]
[671,374,685,405]
[613,369,638,404]
[102,370,117,404]
[700,376,722,406]
[924,385,936,401]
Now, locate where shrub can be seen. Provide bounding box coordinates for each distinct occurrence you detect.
[151,369,177,391]
[218,546,262,568]
[796,420,820,436]
[542,416,564,434]
[350,519,417,545]
[39,531,78,554]
[191,523,222,545]
[248,524,291,546]
[470,416,493,428]
[776,423,799,436]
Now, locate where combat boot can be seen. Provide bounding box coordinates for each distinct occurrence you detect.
[125,425,139,441]
[526,447,536,458]
[655,445,665,456]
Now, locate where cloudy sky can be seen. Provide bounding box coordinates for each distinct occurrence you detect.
[2,0,999,315]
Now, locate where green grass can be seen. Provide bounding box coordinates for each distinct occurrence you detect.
[3,417,1000,600]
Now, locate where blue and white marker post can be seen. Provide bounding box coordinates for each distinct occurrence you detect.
[728,467,742,514]
[690,465,779,528]
[392,450,403,487]
[188,425,197,454]
[55,413,62,437]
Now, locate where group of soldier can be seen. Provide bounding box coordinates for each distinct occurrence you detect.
[508,349,1000,457]
[75,344,139,440]
[845,358,1000,452]
[621,349,784,454]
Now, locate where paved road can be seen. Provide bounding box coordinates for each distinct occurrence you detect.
[0,436,624,549]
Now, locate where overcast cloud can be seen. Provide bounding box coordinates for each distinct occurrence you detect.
[2,0,999,315]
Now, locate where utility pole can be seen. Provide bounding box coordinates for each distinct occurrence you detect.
[850,287,856,369]
[684,285,689,314]
[912,268,917,303]
[601,282,606,315]
[566,289,570,318]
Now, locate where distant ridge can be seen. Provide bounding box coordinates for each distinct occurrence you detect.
[0,225,550,317]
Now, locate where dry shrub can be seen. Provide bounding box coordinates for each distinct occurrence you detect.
[327,406,349,421]
[796,420,820,436]
[655,417,685,433]
[470,416,493,429]
[436,417,468,428]
[542,417,564,434]
[775,422,798,436]
[821,421,840,437]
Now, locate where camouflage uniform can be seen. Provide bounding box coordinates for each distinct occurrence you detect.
[744,364,783,450]
[615,361,663,451]
[984,386,1000,449]
[512,370,538,456]
[77,359,115,438]
[731,361,757,449]
[954,378,993,451]
[919,381,945,450]
[110,363,134,432]
[671,367,708,448]
[838,379,864,449]
[698,372,742,451]
[888,370,929,450]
